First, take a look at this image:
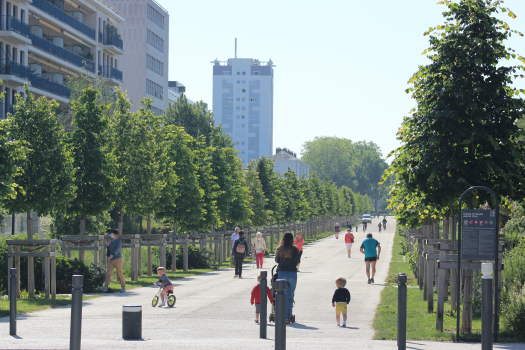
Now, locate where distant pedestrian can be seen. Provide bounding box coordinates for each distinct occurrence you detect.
[232,230,248,278]
[344,229,355,258]
[98,229,125,293]
[362,219,367,233]
[275,231,301,324]
[252,232,267,269]
[347,220,352,229]
[334,223,340,239]
[355,223,359,232]
[294,232,304,272]
[231,227,240,248]
[332,277,351,327]
[360,233,381,284]
[251,273,274,323]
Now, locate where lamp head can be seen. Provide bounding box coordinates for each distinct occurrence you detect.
[481,262,493,278]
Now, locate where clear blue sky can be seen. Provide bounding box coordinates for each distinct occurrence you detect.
[156,0,525,160]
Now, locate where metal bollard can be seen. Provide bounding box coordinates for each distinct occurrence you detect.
[122,305,142,340]
[481,263,493,350]
[9,268,16,336]
[260,271,268,339]
[398,273,407,350]
[275,279,287,350]
[70,275,83,350]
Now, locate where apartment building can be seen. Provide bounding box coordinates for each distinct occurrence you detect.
[0,0,125,119]
[111,0,168,116]
[212,58,275,166]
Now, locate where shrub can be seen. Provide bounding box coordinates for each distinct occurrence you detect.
[408,242,418,279]
[501,286,525,338]
[398,238,409,256]
[162,245,211,271]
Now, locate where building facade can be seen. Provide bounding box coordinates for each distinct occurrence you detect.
[0,0,125,118]
[269,150,310,179]
[112,0,168,116]
[212,58,274,166]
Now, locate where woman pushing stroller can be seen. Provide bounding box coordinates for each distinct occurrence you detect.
[275,231,301,324]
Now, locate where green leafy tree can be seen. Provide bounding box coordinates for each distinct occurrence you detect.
[388,0,525,213]
[67,88,117,244]
[246,161,271,228]
[281,169,309,225]
[256,157,280,221]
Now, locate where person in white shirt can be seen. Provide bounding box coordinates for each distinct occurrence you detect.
[231,227,240,248]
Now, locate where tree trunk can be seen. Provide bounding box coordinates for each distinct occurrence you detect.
[27,211,35,297]
[118,204,124,233]
[461,268,474,333]
[79,215,86,261]
[147,211,152,276]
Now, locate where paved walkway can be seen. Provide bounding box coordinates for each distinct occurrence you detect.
[1,217,523,349]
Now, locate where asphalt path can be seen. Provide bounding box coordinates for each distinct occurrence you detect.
[1,217,523,349]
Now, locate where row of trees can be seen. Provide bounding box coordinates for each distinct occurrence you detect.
[0,79,373,238]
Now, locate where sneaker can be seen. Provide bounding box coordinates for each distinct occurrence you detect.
[239,276,243,279]
[297,268,300,272]
[342,323,346,327]
[255,319,259,323]
[158,302,165,307]
[98,286,108,293]
[233,275,238,278]
[286,320,290,325]
[120,288,126,293]
[368,279,371,284]
[371,278,374,284]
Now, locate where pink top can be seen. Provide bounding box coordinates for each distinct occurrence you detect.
[294,237,304,251]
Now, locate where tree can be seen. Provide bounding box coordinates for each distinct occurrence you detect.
[68,88,117,248]
[281,169,309,226]
[256,157,280,220]
[388,0,525,212]
[6,86,75,296]
[246,161,271,228]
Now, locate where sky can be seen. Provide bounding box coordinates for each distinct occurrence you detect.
[156,0,525,160]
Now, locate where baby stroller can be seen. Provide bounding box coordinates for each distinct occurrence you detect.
[268,265,295,323]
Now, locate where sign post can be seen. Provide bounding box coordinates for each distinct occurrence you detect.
[456,186,499,343]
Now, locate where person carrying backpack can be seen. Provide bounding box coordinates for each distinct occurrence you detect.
[232,230,248,278]
[344,228,355,258]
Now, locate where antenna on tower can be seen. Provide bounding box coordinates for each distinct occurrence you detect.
[235,38,237,58]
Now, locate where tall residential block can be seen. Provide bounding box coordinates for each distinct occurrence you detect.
[212,58,274,166]
[112,0,168,116]
[0,0,125,118]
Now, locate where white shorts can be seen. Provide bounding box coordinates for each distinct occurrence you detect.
[346,243,353,249]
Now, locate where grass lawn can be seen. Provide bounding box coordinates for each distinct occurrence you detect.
[0,294,100,318]
[373,229,519,342]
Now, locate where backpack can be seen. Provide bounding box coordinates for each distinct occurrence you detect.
[236,240,246,254]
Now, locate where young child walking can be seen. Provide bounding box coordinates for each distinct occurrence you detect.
[153,267,173,307]
[332,277,351,327]
[250,273,274,323]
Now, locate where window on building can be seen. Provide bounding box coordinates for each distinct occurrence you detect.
[252,141,259,146]
[241,141,245,145]
[225,97,233,102]
[147,54,164,76]
[242,97,246,101]
[241,124,245,128]
[241,115,245,119]
[225,80,233,84]
[223,88,230,93]
[236,123,240,128]
[222,123,230,128]
[252,124,259,129]
[249,80,257,84]
[146,79,164,100]
[237,80,241,84]
[242,89,246,93]
[242,106,246,110]
[250,97,257,101]
[147,4,165,29]
[236,115,240,119]
[225,115,233,119]
[236,106,240,110]
[242,80,246,84]
[253,71,260,75]
[235,141,240,145]
[249,115,256,120]
[150,106,164,116]
[147,29,164,53]
[222,106,230,111]
[222,71,231,75]
[236,97,240,101]
[237,72,241,75]
[242,71,246,75]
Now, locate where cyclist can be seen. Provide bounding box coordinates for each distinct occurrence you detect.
[382,216,387,230]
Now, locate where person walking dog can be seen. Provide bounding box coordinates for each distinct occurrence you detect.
[98,229,125,293]
[252,232,266,269]
[275,232,301,324]
[233,230,249,278]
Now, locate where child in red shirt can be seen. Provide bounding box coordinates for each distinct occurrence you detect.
[250,273,274,323]
[294,232,304,272]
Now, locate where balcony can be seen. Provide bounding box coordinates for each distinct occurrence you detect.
[98,65,123,84]
[30,33,95,72]
[0,60,31,80]
[0,15,32,45]
[29,72,71,98]
[31,0,96,40]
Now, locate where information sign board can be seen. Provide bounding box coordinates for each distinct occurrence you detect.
[461,209,497,260]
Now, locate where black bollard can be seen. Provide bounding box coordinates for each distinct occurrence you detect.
[397,273,407,350]
[481,263,493,350]
[9,268,16,336]
[122,305,142,340]
[260,271,268,339]
[275,279,287,350]
[70,275,83,350]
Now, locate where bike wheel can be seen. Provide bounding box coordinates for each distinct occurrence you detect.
[152,296,159,307]
[167,295,176,307]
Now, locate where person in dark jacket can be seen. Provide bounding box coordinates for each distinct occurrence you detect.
[275,231,301,323]
[232,230,248,278]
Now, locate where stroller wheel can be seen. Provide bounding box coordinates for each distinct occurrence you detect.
[152,296,159,307]
[167,295,176,307]
[291,315,295,323]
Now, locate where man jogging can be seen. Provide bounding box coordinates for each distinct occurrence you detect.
[360,233,381,284]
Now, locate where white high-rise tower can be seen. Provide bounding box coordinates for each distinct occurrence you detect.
[212,57,275,166]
